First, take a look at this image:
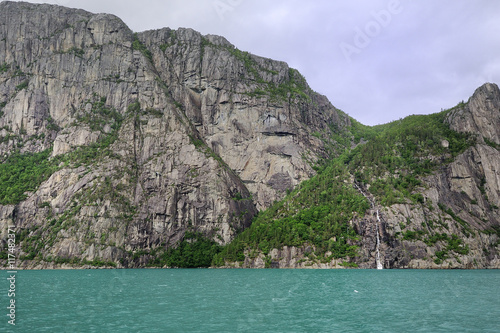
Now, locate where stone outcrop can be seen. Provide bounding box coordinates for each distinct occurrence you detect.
[0,2,346,267]
[447,83,500,145]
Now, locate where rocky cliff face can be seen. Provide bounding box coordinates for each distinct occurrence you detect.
[138,28,346,209]
[229,83,500,270]
[355,83,500,269]
[447,83,500,145]
[0,2,346,267]
[1,2,498,270]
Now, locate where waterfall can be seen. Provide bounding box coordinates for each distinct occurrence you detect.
[375,210,383,270]
[354,183,383,270]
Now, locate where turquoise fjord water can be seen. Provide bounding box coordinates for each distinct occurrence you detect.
[2,269,499,332]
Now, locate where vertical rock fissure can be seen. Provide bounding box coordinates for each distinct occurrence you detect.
[132,110,140,199]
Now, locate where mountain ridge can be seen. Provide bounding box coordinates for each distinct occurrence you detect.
[0,2,498,269]
[0,1,346,268]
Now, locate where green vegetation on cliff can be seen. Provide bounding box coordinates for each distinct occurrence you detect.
[0,99,479,268]
[149,232,222,268]
[0,149,58,204]
[213,157,370,266]
[347,109,475,205]
[212,106,477,267]
[0,96,126,206]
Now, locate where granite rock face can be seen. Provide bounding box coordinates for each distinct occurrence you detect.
[447,83,500,145]
[138,28,346,209]
[1,2,498,270]
[354,84,500,269]
[0,2,346,267]
[237,84,500,269]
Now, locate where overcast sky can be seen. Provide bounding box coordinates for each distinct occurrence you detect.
[12,0,500,125]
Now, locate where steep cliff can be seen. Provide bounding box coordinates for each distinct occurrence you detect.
[0,2,347,267]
